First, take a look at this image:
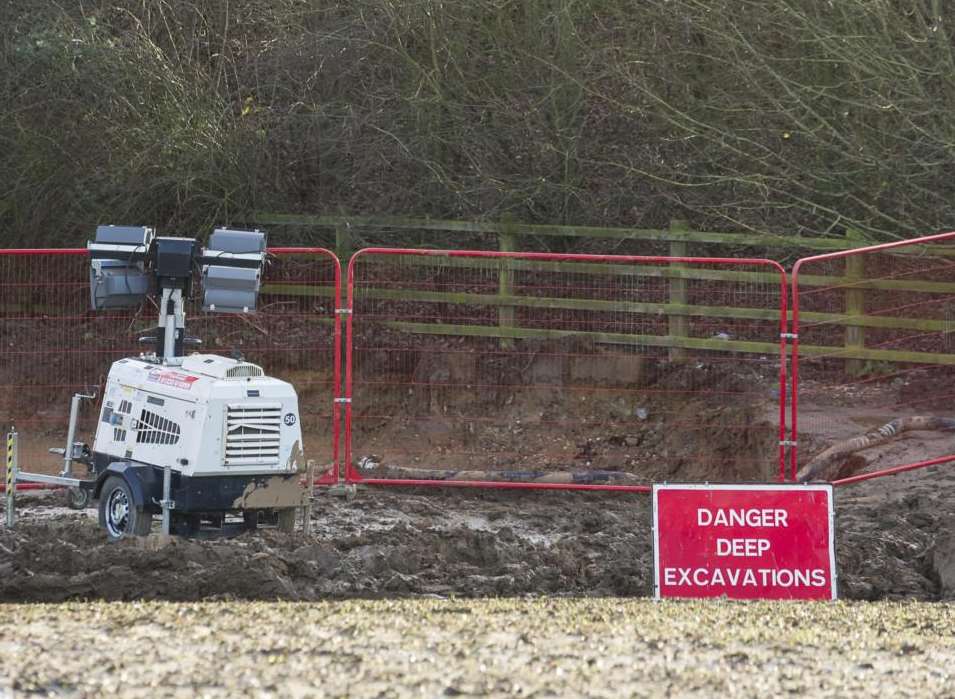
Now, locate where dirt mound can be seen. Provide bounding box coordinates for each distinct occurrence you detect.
[836,474,955,600]
[0,490,652,602]
[2,471,953,602]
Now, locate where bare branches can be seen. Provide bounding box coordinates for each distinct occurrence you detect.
[2,0,955,245]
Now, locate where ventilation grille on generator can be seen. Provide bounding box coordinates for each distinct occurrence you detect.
[226,364,264,379]
[135,409,181,446]
[224,403,281,465]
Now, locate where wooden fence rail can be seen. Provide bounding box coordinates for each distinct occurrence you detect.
[250,214,955,370]
[254,212,955,256]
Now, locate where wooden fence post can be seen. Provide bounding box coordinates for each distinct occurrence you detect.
[844,228,865,375]
[498,224,517,349]
[668,220,689,362]
[335,224,352,262]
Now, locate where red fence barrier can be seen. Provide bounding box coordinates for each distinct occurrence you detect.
[9,236,955,494]
[0,247,341,486]
[343,248,789,491]
[791,231,955,483]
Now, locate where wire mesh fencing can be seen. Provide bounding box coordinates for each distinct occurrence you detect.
[194,248,342,484]
[0,248,341,484]
[791,232,955,483]
[343,249,789,490]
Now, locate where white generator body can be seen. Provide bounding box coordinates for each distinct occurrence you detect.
[94,354,304,478]
[17,226,314,540]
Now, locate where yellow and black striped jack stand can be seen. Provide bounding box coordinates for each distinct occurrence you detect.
[5,428,17,528]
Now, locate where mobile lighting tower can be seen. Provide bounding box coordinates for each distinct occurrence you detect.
[15,226,308,540]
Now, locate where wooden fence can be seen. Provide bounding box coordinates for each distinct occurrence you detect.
[254,213,955,369]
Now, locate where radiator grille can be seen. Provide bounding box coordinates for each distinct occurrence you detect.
[226,364,264,379]
[224,403,281,465]
[135,409,181,446]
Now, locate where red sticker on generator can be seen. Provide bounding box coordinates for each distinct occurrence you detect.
[146,370,199,391]
[652,484,836,600]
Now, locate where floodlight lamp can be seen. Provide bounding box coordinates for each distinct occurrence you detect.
[88,225,154,310]
[200,228,267,313]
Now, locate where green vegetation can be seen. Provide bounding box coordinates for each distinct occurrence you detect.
[2,1,954,245]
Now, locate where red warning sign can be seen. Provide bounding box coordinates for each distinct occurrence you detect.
[653,484,836,600]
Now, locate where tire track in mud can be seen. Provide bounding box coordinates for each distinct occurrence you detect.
[1,472,954,602]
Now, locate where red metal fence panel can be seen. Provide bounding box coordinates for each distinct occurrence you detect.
[791,231,955,483]
[343,248,789,491]
[0,247,341,486]
[15,232,955,494]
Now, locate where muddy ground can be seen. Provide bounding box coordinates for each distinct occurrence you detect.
[3,355,955,604]
[1,459,954,602]
[3,598,954,697]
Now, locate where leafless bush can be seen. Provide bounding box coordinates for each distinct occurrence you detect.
[1,1,953,245]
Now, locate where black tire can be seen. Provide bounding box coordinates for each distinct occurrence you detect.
[276,507,297,533]
[67,487,91,510]
[98,476,152,541]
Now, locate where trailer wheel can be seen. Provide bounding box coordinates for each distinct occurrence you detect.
[67,487,91,510]
[276,508,296,533]
[98,476,152,541]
